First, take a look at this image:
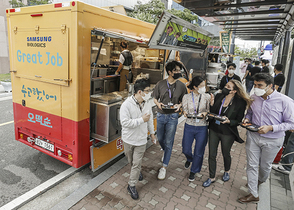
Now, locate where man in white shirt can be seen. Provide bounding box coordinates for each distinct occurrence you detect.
[120,79,156,200]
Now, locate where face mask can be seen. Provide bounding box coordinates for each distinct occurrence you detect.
[222,87,231,96]
[197,86,206,94]
[172,73,182,80]
[142,92,151,101]
[254,87,267,97]
[228,70,235,75]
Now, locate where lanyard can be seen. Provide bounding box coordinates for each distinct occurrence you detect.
[132,95,144,112]
[191,92,202,114]
[166,80,176,100]
[218,97,232,116]
[274,73,282,78]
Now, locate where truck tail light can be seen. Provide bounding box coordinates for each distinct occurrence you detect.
[68,154,73,161]
[19,132,29,141]
[56,148,73,162]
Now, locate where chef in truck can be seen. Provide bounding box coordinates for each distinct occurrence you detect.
[115,41,133,91]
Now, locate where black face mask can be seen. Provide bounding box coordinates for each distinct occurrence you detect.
[222,87,231,96]
[172,73,182,80]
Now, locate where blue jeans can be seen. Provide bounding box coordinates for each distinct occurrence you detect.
[246,80,254,93]
[182,124,208,173]
[157,112,179,167]
[281,132,294,171]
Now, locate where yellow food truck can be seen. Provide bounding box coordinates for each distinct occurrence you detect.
[6,1,213,171]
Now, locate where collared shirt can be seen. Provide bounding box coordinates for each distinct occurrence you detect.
[245,90,294,138]
[132,95,145,111]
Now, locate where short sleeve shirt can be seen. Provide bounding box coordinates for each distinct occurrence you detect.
[261,66,269,73]
[153,79,187,114]
[249,66,261,78]
[274,73,285,92]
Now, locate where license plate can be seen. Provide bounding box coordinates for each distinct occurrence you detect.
[35,138,54,152]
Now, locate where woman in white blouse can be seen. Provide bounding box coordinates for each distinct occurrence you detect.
[182,76,213,182]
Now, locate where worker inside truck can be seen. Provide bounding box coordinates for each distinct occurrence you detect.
[115,41,134,91]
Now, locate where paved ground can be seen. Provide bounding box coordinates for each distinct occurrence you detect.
[270,170,294,210]
[1,83,292,209]
[70,121,259,210]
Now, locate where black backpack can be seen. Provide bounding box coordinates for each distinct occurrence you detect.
[121,51,133,66]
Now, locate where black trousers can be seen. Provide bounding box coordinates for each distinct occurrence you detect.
[208,129,235,178]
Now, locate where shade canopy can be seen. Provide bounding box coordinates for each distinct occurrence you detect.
[174,0,294,42]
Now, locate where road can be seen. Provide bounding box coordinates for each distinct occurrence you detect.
[0,96,70,207]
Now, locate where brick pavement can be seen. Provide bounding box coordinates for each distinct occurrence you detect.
[70,121,258,210]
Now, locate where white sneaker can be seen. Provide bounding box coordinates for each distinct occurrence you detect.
[158,167,166,180]
[272,164,290,175]
[161,153,164,162]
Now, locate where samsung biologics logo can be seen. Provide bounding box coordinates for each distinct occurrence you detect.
[27,36,52,42]
[27,36,52,48]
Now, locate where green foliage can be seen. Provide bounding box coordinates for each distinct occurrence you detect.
[169,8,198,23]
[209,37,220,46]
[127,0,198,25]
[0,74,11,82]
[9,0,25,8]
[127,0,165,24]
[235,45,258,59]
[9,0,51,8]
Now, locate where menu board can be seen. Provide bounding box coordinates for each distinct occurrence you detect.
[220,31,231,53]
[148,11,214,53]
[159,21,211,50]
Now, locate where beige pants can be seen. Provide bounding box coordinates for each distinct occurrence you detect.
[246,131,284,197]
[123,142,146,186]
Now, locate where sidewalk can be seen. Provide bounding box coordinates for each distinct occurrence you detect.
[0,84,12,98]
[69,121,265,210]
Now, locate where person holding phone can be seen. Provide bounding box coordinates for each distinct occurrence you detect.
[203,80,252,188]
[120,78,156,200]
[181,76,213,181]
[153,60,187,180]
[238,73,294,204]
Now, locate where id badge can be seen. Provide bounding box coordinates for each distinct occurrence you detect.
[215,120,220,125]
[195,118,200,123]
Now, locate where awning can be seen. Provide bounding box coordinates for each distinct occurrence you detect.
[91,28,149,44]
[175,0,294,42]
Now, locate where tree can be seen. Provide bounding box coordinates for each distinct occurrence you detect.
[235,45,258,60]
[128,0,198,25]
[9,0,51,8]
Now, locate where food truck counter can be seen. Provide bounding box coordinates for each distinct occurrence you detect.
[90,90,156,144]
[133,68,163,85]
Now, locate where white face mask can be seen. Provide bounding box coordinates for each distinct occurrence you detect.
[197,86,206,94]
[228,70,235,75]
[142,92,151,101]
[254,86,268,97]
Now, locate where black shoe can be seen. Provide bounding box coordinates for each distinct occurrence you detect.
[127,185,139,200]
[184,161,191,169]
[139,172,143,181]
[188,172,195,181]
